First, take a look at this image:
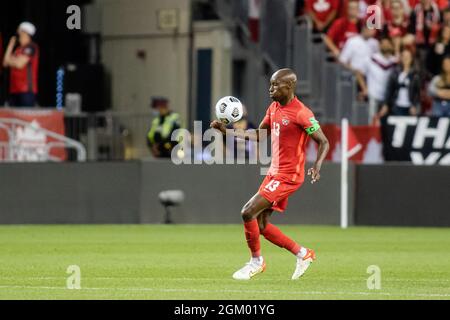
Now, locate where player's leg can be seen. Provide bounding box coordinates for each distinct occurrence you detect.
[240,193,272,258]
[259,199,301,254]
[232,193,271,280]
[241,192,272,222]
[258,197,316,280]
[257,209,272,232]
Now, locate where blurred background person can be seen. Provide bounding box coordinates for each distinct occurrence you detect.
[379,48,421,117]
[304,0,339,33]
[0,31,3,104]
[338,0,377,19]
[339,22,379,74]
[382,0,414,57]
[428,55,450,116]
[356,37,398,123]
[147,97,182,158]
[2,22,39,107]
[441,7,450,28]
[426,25,450,75]
[323,0,361,59]
[408,0,441,65]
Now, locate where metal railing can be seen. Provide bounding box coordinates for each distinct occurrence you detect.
[64,111,154,161]
[0,118,86,162]
[0,110,158,162]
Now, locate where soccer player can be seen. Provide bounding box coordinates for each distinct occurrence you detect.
[210,68,329,280]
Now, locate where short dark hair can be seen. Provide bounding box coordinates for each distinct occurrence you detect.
[379,37,393,44]
[151,96,169,108]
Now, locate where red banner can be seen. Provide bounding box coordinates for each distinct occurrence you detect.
[0,108,67,161]
[306,124,383,163]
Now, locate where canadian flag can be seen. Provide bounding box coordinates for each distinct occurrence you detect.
[333,120,362,161]
[248,0,261,42]
[345,125,362,158]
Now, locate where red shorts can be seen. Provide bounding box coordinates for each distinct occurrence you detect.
[258,174,303,212]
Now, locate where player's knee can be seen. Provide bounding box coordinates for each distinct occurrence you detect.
[240,205,256,221]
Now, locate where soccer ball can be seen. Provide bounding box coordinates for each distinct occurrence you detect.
[215,96,244,124]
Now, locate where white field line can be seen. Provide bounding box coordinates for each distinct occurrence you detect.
[0,276,449,282]
[0,285,449,298]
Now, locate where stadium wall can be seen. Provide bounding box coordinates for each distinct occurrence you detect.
[0,161,350,225]
[0,161,447,226]
[355,164,450,227]
[98,0,191,121]
[0,162,141,224]
[138,161,351,225]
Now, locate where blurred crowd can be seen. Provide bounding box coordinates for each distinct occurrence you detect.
[300,0,450,121]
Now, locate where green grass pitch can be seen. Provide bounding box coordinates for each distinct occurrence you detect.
[0,224,449,300]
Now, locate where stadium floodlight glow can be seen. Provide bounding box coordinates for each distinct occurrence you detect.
[158,190,185,224]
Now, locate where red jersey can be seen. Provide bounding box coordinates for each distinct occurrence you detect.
[327,17,359,49]
[305,0,339,23]
[384,18,409,38]
[10,42,39,94]
[262,97,320,184]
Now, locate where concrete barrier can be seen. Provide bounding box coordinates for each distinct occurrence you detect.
[1,161,447,226]
[355,164,450,227]
[0,161,347,225]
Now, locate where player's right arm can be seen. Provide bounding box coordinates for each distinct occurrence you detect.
[210,104,272,141]
[209,119,270,142]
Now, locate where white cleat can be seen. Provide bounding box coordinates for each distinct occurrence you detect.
[232,258,266,280]
[292,248,316,280]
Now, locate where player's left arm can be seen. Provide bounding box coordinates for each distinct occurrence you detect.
[308,128,329,184]
[297,109,330,184]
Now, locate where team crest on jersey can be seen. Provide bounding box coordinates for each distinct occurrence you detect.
[282,118,289,126]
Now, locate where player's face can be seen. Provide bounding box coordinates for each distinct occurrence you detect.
[269,78,289,101]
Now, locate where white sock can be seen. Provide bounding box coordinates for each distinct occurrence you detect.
[296,247,307,259]
[251,256,263,265]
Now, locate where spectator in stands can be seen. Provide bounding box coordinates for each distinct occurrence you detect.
[356,37,398,123]
[147,97,182,158]
[0,31,3,103]
[339,0,369,19]
[408,0,441,49]
[408,0,448,11]
[0,32,3,74]
[379,48,421,117]
[2,22,39,107]
[426,25,450,75]
[304,0,339,32]
[442,8,450,28]
[323,0,361,58]
[296,0,306,16]
[428,55,450,116]
[339,23,379,74]
[383,0,414,57]
[377,0,394,24]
